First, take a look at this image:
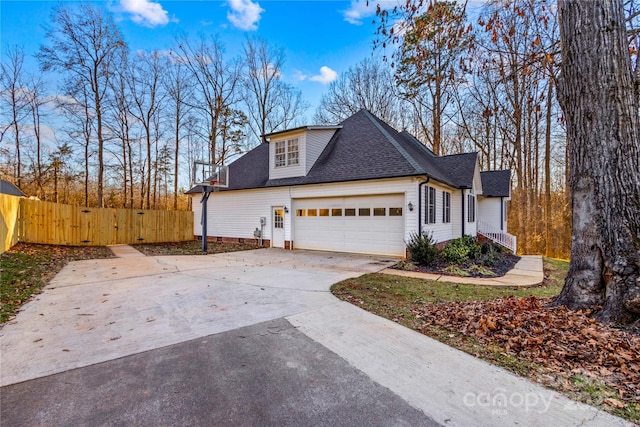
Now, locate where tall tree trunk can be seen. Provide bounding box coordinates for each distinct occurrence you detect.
[146,131,151,209]
[12,93,22,189]
[432,77,442,155]
[32,99,43,199]
[94,72,104,208]
[554,0,640,327]
[121,134,128,208]
[173,102,180,210]
[128,141,134,208]
[544,81,553,257]
[84,139,90,207]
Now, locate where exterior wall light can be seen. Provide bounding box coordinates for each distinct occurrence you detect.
[284,206,289,213]
[408,202,414,211]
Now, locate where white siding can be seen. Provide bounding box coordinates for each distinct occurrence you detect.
[305,129,338,174]
[192,177,420,252]
[478,197,504,231]
[192,187,291,242]
[420,182,460,243]
[269,132,306,180]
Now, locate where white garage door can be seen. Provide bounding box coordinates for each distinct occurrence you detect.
[293,194,406,256]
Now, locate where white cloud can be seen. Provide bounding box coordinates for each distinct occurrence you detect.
[343,0,399,25]
[343,0,376,25]
[309,66,338,84]
[293,70,308,82]
[227,0,264,31]
[117,0,175,27]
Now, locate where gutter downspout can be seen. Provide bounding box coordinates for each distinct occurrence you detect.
[418,177,430,235]
[461,190,465,236]
[500,196,504,231]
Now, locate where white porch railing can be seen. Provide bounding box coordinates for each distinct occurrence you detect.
[477,221,517,254]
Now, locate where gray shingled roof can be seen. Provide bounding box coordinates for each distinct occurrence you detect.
[0,180,26,197]
[188,110,487,194]
[480,170,511,197]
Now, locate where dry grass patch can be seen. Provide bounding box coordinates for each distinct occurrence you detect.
[1,243,114,323]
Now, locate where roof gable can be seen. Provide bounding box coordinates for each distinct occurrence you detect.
[187,110,503,193]
[480,170,511,197]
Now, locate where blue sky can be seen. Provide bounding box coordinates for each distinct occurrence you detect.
[1,0,390,118]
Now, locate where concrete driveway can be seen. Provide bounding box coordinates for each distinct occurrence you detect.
[0,248,631,427]
[0,249,396,387]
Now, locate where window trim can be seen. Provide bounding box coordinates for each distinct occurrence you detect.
[274,138,299,168]
[426,186,436,224]
[274,141,286,167]
[287,138,299,166]
[442,191,451,223]
[467,194,476,223]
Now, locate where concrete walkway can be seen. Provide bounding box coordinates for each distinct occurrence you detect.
[108,244,145,258]
[289,300,629,427]
[381,255,544,287]
[1,249,631,427]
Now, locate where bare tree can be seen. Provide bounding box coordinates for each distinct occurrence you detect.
[128,51,166,208]
[554,0,640,327]
[242,37,308,144]
[314,57,401,126]
[0,46,30,188]
[107,51,136,208]
[165,52,193,210]
[58,79,95,207]
[37,3,127,207]
[25,75,48,199]
[177,36,244,165]
[376,0,472,155]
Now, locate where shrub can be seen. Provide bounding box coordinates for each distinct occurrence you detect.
[441,236,480,264]
[480,242,506,266]
[406,232,439,266]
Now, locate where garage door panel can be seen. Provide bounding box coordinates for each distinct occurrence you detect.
[293,195,405,256]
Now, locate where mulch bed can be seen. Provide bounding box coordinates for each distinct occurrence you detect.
[412,254,521,277]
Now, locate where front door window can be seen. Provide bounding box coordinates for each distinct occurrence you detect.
[274,209,284,228]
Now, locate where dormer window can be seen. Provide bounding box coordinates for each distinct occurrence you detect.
[287,139,299,165]
[275,138,299,167]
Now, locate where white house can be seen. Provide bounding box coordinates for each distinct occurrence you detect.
[188,110,515,257]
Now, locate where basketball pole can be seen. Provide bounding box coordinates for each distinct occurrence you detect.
[200,186,212,253]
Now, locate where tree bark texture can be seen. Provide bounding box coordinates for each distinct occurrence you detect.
[555,0,640,326]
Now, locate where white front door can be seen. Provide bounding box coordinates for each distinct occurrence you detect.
[272,206,285,248]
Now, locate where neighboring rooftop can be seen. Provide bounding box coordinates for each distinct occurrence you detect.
[0,180,26,197]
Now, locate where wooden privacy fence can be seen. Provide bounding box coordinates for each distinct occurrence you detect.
[17,199,194,247]
[1,194,21,254]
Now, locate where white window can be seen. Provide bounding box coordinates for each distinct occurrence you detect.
[275,141,286,167]
[275,138,299,167]
[442,191,451,223]
[467,194,476,222]
[287,139,299,165]
[274,209,284,228]
[426,186,436,224]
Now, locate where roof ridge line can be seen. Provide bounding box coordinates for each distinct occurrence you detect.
[400,130,436,157]
[362,110,424,175]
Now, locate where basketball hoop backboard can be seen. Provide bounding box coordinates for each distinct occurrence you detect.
[192,161,229,189]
